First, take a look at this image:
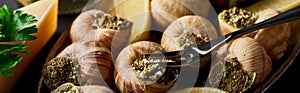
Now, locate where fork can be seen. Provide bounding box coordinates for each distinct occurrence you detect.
[140,6,300,67]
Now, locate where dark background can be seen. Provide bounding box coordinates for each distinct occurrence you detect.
[1,0,300,93]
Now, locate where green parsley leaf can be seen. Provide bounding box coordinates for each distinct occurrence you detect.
[0,44,29,54]
[0,5,38,76]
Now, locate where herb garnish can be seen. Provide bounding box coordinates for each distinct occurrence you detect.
[0,5,38,76]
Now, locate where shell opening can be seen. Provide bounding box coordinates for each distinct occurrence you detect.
[177,32,209,49]
[42,57,86,91]
[219,7,258,29]
[93,14,132,30]
[209,57,255,93]
[132,56,179,85]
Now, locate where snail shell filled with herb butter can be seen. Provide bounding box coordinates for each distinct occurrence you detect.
[161,15,218,51]
[42,41,113,90]
[150,0,211,30]
[214,37,272,85]
[253,8,291,61]
[52,83,114,93]
[161,15,218,68]
[70,9,133,57]
[218,7,258,35]
[114,41,179,93]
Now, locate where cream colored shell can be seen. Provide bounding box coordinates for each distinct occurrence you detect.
[57,41,113,87]
[70,9,132,60]
[52,83,114,93]
[114,41,177,93]
[161,15,218,52]
[254,8,291,61]
[215,37,272,85]
[150,0,211,30]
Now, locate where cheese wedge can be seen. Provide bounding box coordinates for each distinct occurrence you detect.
[0,0,58,93]
[17,0,38,6]
[109,0,151,43]
[243,0,300,12]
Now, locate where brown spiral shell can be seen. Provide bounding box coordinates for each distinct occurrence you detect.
[70,9,132,60]
[70,9,109,42]
[150,0,211,30]
[56,41,113,87]
[114,41,178,93]
[215,37,272,85]
[161,15,218,52]
[52,83,114,93]
[254,8,291,61]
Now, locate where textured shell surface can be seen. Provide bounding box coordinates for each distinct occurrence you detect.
[56,41,114,87]
[215,37,272,85]
[254,8,291,61]
[114,41,179,93]
[161,15,218,52]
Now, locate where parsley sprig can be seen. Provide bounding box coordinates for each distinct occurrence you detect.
[0,5,38,76]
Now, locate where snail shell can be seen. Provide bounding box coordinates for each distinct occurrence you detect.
[161,15,218,51]
[254,8,291,61]
[52,83,114,93]
[161,15,218,68]
[114,41,178,93]
[70,9,132,58]
[56,41,113,87]
[217,7,258,35]
[150,0,211,30]
[71,9,109,42]
[215,37,272,85]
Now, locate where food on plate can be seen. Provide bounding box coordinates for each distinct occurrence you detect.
[218,7,258,35]
[161,15,218,51]
[150,0,211,30]
[253,8,291,61]
[160,15,218,68]
[70,9,133,60]
[212,37,272,90]
[114,41,179,93]
[42,41,113,90]
[70,9,132,42]
[218,7,291,61]
[52,83,114,93]
[208,57,255,92]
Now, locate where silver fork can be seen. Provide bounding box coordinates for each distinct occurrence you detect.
[140,6,300,67]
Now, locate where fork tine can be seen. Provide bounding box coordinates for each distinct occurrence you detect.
[143,50,182,58]
[147,60,187,67]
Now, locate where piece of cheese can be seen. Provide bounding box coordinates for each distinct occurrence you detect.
[109,0,151,43]
[243,0,300,12]
[17,0,38,6]
[0,0,58,93]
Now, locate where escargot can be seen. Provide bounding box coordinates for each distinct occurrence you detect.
[150,0,211,30]
[253,8,291,61]
[218,7,258,35]
[70,9,133,58]
[52,83,114,93]
[42,41,113,90]
[161,15,218,51]
[114,41,180,93]
[161,15,218,68]
[213,37,272,87]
